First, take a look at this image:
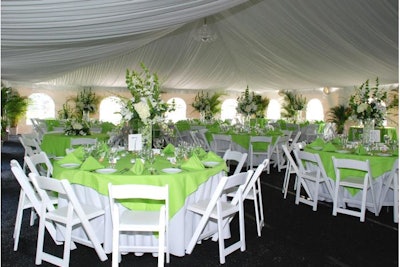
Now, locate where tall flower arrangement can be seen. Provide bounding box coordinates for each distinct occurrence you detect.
[192,91,223,120]
[349,78,387,127]
[281,90,306,120]
[236,86,269,118]
[121,63,172,127]
[73,87,100,120]
[120,63,173,149]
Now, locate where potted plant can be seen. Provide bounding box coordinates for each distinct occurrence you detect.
[1,83,30,138]
[326,104,352,134]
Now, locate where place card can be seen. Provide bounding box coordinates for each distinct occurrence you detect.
[128,134,142,151]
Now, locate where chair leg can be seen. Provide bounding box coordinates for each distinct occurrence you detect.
[30,208,37,226]
[256,179,264,229]
[217,216,226,264]
[35,213,46,265]
[14,191,26,251]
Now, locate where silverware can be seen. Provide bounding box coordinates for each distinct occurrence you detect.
[119,168,129,174]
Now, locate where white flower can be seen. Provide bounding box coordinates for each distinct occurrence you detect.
[357,103,368,113]
[72,122,83,130]
[133,101,151,122]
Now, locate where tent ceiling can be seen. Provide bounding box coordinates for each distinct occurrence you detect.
[1,0,398,93]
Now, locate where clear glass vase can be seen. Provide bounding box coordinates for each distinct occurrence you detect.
[362,119,375,144]
[140,123,153,150]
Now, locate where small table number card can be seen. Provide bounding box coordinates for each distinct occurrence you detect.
[128,134,142,151]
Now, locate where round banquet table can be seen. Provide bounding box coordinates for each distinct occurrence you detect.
[52,152,228,256]
[304,145,398,211]
[41,133,109,156]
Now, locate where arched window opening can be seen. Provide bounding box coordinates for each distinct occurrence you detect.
[221,99,238,122]
[26,93,55,125]
[306,98,324,121]
[99,96,122,125]
[266,99,281,120]
[165,98,186,122]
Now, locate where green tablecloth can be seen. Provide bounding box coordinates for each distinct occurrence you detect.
[304,146,398,195]
[41,133,109,156]
[348,126,398,142]
[53,154,227,219]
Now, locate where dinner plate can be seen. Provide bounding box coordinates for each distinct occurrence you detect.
[161,168,182,174]
[311,146,323,150]
[95,168,118,174]
[202,161,220,168]
[335,150,350,154]
[376,153,392,157]
[60,163,80,169]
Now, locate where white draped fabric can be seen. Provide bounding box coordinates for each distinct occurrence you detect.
[2,0,398,92]
[57,171,227,257]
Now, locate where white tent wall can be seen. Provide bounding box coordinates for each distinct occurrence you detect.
[1,0,398,134]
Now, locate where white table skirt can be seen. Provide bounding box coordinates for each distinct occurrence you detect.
[58,171,227,257]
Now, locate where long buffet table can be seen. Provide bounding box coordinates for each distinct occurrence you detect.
[53,151,228,256]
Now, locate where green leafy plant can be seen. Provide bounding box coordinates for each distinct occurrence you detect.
[327,104,352,134]
[192,91,224,120]
[281,90,307,119]
[348,78,387,127]
[237,86,269,118]
[1,83,30,136]
[71,87,100,116]
[57,102,75,120]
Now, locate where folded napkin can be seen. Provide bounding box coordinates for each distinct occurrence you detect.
[80,156,104,171]
[202,151,224,162]
[181,155,205,171]
[162,144,175,156]
[130,159,144,175]
[309,138,325,147]
[331,137,341,145]
[355,145,368,155]
[192,147,207,158]
[322,142,337,152]
[72,146,85,160]
[57,153,82,165]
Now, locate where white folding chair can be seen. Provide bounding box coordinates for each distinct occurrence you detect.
[211,134,233,157]
[332,157,379,222]
[30,174,108,267]
[190,129,212,151]
[290,131,302,146]
[248,136,276,173]
[10,160,62,252]
[108,183,169,267]
[186,171,249,264]
[24,151,53,178]
[19,135,43,170]
[271,135,291,172]
[241,159,269,237]
[378,159,399,223]
[292,149,334,211]
[70,137,97,148]
[281,144,298,199]
[223,149,248,175]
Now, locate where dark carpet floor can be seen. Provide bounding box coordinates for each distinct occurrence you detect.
[1,137,398,267]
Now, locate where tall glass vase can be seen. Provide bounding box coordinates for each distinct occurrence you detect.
[140,123,153,150]
[362,118,375,144]
[82,110,90,122]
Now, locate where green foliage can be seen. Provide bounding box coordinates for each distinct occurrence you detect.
[71,87,100,116]
[327,104,352,134]
[1,83,30,129]
[192,91,224,120]
[281,90,306,119]
[57,102,75,120]
[237,86,269,118]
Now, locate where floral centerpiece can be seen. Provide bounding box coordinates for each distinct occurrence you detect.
[119,63,174,149]
[236,86,269,120]
[349,78,387,127]
[72,87,100,121]
[192,91,223,121]
[64,118,91,136]
[281,90,306,122]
